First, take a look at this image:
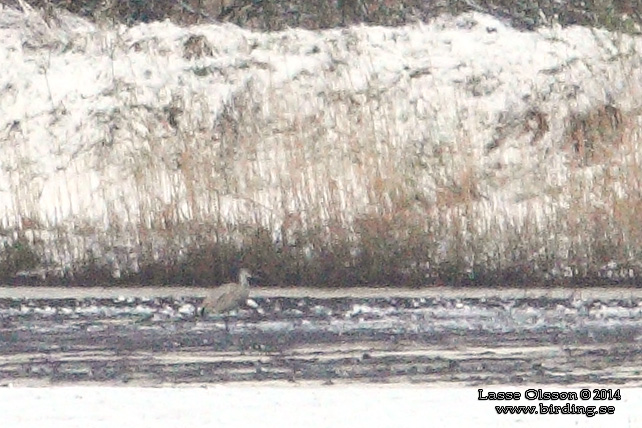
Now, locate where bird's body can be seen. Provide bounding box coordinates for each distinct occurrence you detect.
[199,268,254,331]
[201,282,250,314]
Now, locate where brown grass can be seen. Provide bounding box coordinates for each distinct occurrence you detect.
[4,2,642,287]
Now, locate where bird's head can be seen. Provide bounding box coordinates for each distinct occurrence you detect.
[239,268,253,281]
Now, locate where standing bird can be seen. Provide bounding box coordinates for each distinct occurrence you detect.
[199,268,254,332]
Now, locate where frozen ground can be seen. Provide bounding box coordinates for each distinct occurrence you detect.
[2,286,642,426]
[3,287,642,386]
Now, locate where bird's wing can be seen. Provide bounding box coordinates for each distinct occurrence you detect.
[203,284,248,313]
[202,286,225,310]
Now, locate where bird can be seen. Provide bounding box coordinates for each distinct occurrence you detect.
[198,268,254,332]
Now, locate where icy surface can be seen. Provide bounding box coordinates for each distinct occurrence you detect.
[0,386,640,428]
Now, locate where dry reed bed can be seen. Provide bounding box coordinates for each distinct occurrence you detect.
[1,6,642,286]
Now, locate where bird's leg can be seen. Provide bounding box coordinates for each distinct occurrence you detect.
[224,315,230,333]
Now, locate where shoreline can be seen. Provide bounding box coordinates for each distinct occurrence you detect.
[2,285,642,299]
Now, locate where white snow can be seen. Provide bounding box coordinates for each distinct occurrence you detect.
[0,386,639,427]
[2,7,642,273]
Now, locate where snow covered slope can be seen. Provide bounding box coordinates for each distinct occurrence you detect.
[2,6,642,278]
